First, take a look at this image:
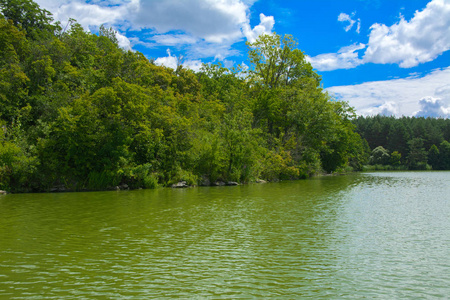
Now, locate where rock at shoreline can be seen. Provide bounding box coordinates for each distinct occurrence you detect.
[256,179,267,183]
[119,183,129,190]
[0,190,7,195]
[212,181,226,186]
[200,177,210,186]
[226,181,239,186]
[50,185,67,192]
[172,181,188,188]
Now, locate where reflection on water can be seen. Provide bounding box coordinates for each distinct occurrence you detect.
[0,172,449,298]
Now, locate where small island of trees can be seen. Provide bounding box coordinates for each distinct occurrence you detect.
[1,0,449,193]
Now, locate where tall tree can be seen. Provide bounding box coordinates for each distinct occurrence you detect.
[0,0,57,39]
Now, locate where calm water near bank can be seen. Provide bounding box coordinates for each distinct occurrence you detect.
[1,172,449,298]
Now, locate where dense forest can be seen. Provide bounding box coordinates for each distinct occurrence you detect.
[353,116,450,170]
[0,0,448,193]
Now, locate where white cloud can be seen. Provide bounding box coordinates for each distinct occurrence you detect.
[130,0,248,43]
[414,96,450,118]
[154,49,178,70]
[327,67,450,117]
[184,60,204,72]
[188,41,241,60]
[155,49,203,72]
[242,13,275,43]
[306,43,365,71]
[338,12,360,33]
[35,0,275,63]
[44,0,127,29]
[363,0,450,67]
[127,0,274,45]
[115,31,132,50]
[310,0,450,71]
[151,34,198,46]
[364,101,399,116]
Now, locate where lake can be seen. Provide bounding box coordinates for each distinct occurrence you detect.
[1,172,449,298]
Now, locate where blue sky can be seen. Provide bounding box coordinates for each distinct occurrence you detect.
[35,0,450,117]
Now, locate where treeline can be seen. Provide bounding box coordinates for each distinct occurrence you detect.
[353,116,450,170]
[0,0,370,192]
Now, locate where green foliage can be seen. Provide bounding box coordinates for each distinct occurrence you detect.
[407,138,428,170]
[0,0,58,40]
[427,144,440,170]
[123,164,159,189]
[438,140,450,170]
[390,151,402,166]
[369,146,390,165]
[221,110,260,182]
[260,149,300,181]
[192,131,225,182]
[355,115,450,170]
[0,2,378,191]
[0,138,39,192]
[87,170,120,190]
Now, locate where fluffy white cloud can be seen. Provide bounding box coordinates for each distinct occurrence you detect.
[35,0,275,63]
[39,0,128,29]
[364,101,399,117]
[309,0,450,71]
[115,31,132,50]
[327,67,450,117]
[130,0,248,43]
[338,12,360,33]
[154,49,178,70]
[242,13,275,43]
[151,34,198,46]
[306,43,365,71]
[131,1,274,44]
[363,0,450,67]
[41,0,273,44]
[155,49,203,72]
[414,96,450,118]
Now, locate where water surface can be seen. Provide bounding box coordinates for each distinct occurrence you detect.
[1,172,449,298]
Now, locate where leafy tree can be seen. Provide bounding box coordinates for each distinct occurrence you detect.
[387,122,409,160]
[0,0,58,39]
[407,138,428,169]
[427,144,440,170]
[438,140,450,170]
[221,110,260,182]
[247,33,319,136]
[0,17,29,122]
[369,146,390,165]
[390,151,402,166]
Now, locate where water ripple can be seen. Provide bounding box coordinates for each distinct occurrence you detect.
[0,172,449,298]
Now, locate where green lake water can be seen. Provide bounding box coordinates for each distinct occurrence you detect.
[1,172,449,298]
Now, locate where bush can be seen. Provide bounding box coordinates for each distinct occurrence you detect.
[369,146,390,165]
[0,140,39,192]
[87,171,120,190]
[168,166,198,187]
[123,164,159,189]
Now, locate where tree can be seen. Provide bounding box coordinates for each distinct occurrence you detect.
[387,122,409,160]
[438,140,450,170]
[390,151,402,166]
[247,33,319,136]
[369,146,390,165]
[0,0,58,39]
[247,33,319,89]
[428,144,440,170]
[407,138,428,169]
